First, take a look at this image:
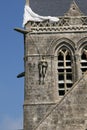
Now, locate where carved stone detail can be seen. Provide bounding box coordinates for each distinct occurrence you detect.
[38,56,48,85]
[26,16,87,33]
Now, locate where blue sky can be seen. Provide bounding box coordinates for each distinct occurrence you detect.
[0,0,87,130]
[0,1,25,130]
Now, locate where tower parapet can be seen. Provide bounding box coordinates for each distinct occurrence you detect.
[25,16,87,33]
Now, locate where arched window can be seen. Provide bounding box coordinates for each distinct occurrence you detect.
[57,48,73,96]
[81,46,87,74]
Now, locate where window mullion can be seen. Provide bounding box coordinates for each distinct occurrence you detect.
[64,52,67,93]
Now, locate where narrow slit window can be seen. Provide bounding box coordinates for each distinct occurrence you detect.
[81,47,87,74]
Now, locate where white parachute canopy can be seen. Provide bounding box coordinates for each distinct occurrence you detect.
[23,5,59,26]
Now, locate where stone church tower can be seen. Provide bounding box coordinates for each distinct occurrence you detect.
[15,1,87,130]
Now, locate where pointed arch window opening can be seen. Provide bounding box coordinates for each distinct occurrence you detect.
[81,47,87,74]
[57,48,73,96]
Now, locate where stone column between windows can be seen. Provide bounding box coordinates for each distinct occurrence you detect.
[75,51,82,80]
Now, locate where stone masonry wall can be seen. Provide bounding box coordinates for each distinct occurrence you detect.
[24,31,87,130]
[35,73,87,130]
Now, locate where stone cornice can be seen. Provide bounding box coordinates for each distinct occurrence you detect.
[30,25,87,34]
[25,16,87,34]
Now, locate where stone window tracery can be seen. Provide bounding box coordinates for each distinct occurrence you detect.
[57,48,73,96]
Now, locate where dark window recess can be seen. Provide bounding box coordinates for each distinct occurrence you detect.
[66,61,71,66]
[66,53,71,60]
[66,68,72,72]
[81,52,86,60]
[81,68,87,72]
[58,69,64,72]
[59,84,64,88]
[81,49,87,73]
[67,83,72,88]
[58,62,64,66]
[67,74,72,80]
[59,90,65,96]
[81,62,87,66]
[59,74,64,80]
[58,53,63,60]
